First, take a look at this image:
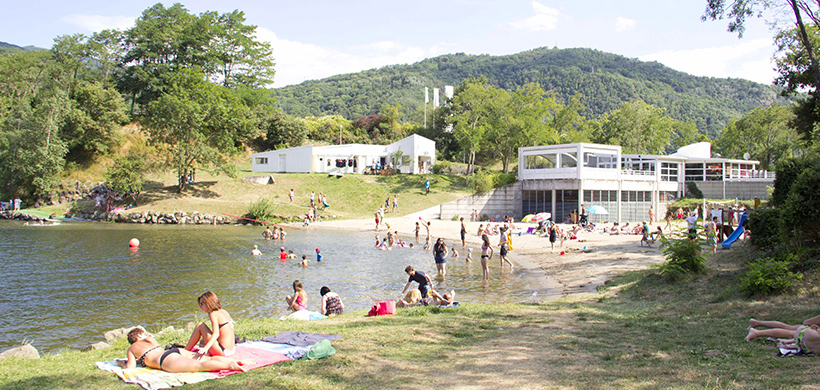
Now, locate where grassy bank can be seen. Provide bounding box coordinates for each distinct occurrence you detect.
[2,243,818,389]
[42,168,471,221]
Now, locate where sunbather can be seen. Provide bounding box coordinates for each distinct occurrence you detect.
[746,317,820,354]
[185,291,236,356]
[122,327,249,372]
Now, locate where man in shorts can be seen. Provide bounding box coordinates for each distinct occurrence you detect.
[399,265,432,298]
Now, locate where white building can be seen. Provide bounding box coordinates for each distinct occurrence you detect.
[518,142,774,224]
[251,134,436,175]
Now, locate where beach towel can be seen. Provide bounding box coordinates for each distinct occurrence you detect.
[239,340,310,360]
[261,331,343,347]
[281,310,327,321]
[95,345,290,390]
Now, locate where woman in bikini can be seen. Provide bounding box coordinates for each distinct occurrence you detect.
[480,234,493,281]
[124,327,248,372]
[185,291,236,357]
[285,280,307,311]
[746,317,820,355]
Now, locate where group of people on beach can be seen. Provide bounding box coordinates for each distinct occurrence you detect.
[285,280,345,317]
[120,291,251,373]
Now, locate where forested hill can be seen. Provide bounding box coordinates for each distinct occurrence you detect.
[273,47,791,137]
[0,41,42,54]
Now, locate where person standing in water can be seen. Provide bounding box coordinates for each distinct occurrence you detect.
[460,217,467,248]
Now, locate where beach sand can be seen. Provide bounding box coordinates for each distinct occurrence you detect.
[299,214,675,301]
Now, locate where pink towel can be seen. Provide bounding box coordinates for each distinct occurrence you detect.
[212,345,290,378]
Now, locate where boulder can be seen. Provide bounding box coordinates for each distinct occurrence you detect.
[104,327,138,343]
[82,342,110,351]
[0,344,39,360]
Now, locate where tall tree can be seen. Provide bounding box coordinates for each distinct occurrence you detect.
[448,76,494,174]
[593,100,691,154]
[143,68,252,192]
[716,105,802,169]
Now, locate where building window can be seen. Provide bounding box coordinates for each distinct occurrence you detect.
[525,154,557,169]
[256,157,268,164]
[685,163,704,182]
[661,162,678,182]
[583,152,618,168]
[560,152,578,168]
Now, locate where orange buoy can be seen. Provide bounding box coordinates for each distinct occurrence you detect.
[129,238,140,248]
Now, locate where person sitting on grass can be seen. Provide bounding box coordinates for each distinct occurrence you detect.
[319,286,344,317]
[396,288,455,307]
[120,327,250,372]
[285,280,307,311]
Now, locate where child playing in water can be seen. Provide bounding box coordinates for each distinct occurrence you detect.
[423,236,431,251]
[451,246,459,258]
[299,255,310,267]
[466,248,473,262]
[315,248,323,262]
[415,222,420,243]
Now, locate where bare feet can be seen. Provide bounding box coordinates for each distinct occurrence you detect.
[745,328,759,342]
[229,361,249,372]
[749,318,761,329]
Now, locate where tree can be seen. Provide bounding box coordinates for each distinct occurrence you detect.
[448,76,493,174]
[716,105,802,169]
[592,100,689,154]
[259,107,308,148]
[484,83,555,173]
[61,81,128,158]
[105,153,147,205]
[201,10,275,88]
[143,68,251,192]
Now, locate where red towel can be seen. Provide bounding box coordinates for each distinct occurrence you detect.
[211,346,291,377]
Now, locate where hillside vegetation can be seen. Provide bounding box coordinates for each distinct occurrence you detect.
[274,47,791,137]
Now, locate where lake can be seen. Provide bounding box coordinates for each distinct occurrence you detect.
[0,221,551,353]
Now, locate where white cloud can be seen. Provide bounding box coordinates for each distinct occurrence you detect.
[61,14,134,32]
[510,1,560,32]
[615,17,636,33]
[640,38,777,84]
[255,28,448,87]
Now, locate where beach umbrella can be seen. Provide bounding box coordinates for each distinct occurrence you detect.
[531,212,551,223]
[521,214,535,222]
[586,205,609,215]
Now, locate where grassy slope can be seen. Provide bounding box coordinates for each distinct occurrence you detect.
[2,244,819,389]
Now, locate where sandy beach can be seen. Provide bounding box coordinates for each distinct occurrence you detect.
[303,213,673,301]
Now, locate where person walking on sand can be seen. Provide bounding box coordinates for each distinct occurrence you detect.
[392,194,399,213]
[649,205,655,222]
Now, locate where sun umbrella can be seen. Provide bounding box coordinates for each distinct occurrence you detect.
[521,214,535,222]
[531,212,551,223]
[586,205,609,215]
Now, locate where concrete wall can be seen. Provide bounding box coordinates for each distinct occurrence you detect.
[692,181,772,200]
[439,183,522,221]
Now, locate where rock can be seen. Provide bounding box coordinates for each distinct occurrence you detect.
[104,327,138,343]
[186,322,197,332]
[156,326,175,337]
[82,342,110,351]
[0,344,40,360]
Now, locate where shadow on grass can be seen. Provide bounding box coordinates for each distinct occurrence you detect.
[138,180,222,205]
[2,372,113,390]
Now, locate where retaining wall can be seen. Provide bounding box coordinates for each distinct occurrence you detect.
[439,183,522,221]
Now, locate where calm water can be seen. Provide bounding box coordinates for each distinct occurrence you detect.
[0,221,551,353]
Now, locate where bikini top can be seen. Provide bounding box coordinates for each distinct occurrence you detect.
[136,345,162,366]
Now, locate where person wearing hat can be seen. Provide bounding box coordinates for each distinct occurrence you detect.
[251,245,262,256]
[279,247,287,260]
[316,248,323,262]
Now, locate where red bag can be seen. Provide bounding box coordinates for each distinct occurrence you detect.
[368,300,396,316]
[378,300,396,315]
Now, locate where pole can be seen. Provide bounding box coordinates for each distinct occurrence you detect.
[339,124,342,145]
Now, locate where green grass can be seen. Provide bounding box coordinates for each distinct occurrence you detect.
[3,245,820,389]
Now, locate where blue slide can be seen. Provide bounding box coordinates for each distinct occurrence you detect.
[722,212,747,249]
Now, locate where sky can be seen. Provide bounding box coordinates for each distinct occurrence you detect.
[0,1,783,88]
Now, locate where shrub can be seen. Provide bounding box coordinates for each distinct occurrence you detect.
[246,197,275,222]
[685,182,703,198]
[467,170,493,193]
[658,237,706,281]
[779,167,820,244]
[492,173,517,187]
[739,255,802,296]
[431,161,453,174]
[747,208,781,250]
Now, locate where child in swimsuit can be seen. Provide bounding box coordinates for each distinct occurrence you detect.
[286,280,307,311]
[185,291,236,356]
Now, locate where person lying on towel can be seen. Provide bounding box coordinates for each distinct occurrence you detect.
[118,327,252,373]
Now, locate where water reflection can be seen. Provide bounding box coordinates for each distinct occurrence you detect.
[0,221,552,353]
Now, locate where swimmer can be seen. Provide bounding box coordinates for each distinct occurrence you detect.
[451,247,459,258]
[299,255,310,267]
[375,235,381,247]
[315,248,323,262]
[287,250,297,259]
[251,245,262,256]
[278,247,287,260]
[423,236,431,251]
[466,248,473,262]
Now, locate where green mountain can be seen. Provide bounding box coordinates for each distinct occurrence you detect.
[0,41,44,54]
[273,47,791,137]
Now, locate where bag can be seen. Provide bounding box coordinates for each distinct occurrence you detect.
[368,300,396,316]
[303,339,336,360]
[378,300,396,315]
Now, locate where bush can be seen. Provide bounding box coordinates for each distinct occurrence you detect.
[467,170,493,193]
[492,173,517,187]
[246,197,276,222]
[685,182,703,198]
[739,255,802,296]
[431,161,453,174]
[779,167,820,244]
[658,237,706,281]
[747,208,781,250]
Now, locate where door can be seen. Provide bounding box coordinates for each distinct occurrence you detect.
[279,155,286,172]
